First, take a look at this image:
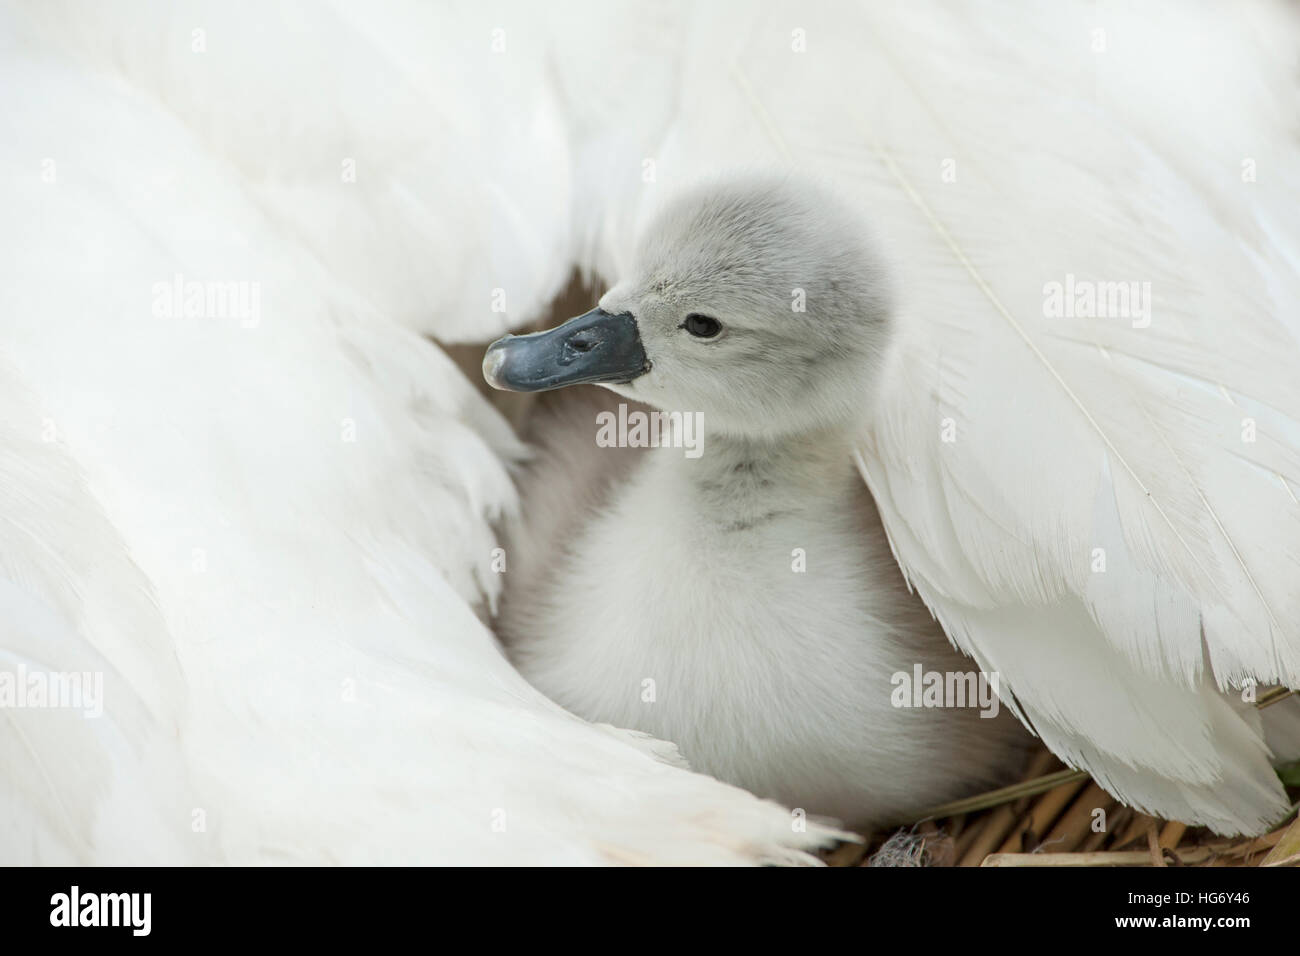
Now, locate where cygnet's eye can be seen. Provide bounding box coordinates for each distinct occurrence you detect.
[680,314,722,338]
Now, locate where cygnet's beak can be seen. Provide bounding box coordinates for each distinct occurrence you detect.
[482,308,650,392]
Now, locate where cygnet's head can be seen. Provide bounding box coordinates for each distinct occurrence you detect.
[484,173,894,439]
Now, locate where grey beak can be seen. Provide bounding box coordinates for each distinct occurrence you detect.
[482,308,650,392]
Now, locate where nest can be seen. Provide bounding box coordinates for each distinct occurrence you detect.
[826,744,1300,868]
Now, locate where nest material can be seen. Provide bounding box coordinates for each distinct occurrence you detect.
[826,745,1300,868]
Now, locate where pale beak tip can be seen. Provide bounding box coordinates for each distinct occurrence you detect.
[482,342,508,390]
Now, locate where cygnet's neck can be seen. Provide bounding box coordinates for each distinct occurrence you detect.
[647,423,862,535]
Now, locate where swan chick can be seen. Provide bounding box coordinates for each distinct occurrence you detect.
[485,173,1028,827]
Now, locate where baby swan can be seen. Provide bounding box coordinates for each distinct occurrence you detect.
[485,174,1027,827]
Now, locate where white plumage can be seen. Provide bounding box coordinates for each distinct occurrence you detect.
[1,0,1297,864]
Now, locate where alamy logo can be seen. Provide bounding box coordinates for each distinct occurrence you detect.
[1042,273,1151,328]
[890,664,1001,718]
[596,403,704,459]
[50,886,151,936]
[152,273,261,328]
[0,664,102,718]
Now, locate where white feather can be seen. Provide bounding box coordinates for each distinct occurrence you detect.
[0,0,840,864]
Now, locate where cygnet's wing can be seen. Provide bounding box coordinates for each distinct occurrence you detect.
[0,1,839,864]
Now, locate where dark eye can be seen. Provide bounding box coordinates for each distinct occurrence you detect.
[681,314,722,338]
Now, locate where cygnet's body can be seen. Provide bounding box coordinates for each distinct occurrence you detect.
[487,174,1028,827]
